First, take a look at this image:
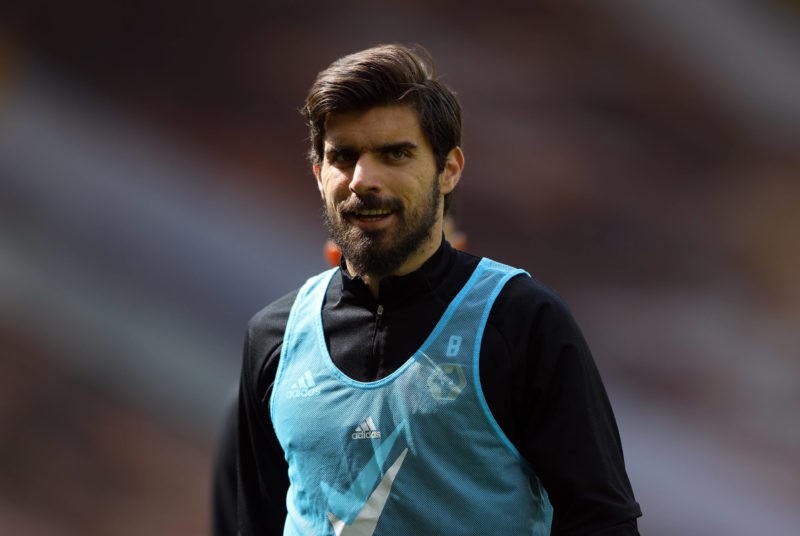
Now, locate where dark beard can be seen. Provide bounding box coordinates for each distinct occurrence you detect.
[322,179,441,278]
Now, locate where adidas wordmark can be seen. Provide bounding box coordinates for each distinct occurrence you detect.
[286,370,322,398]
[352,416,381,439]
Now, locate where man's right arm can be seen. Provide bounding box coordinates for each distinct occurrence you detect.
[236,292,297,535]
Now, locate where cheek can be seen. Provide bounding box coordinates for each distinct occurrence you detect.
[329,176,353,201]
[319,179,345,209]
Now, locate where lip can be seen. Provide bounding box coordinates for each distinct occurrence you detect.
[345,211,394,231]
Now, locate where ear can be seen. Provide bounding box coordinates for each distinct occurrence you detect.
[439,147,464,195]
[313,164,324,198]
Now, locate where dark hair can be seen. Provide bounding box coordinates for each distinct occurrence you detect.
[302,44,462,188]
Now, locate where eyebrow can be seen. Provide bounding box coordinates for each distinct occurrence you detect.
[375,141,418,154]
[324,145,357,158]
[325,141,419,156]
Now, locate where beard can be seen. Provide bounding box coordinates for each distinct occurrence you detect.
[322,177,441,278]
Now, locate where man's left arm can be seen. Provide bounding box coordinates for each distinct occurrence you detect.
[488,277,642,535]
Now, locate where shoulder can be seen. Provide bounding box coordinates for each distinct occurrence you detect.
[246,289,299,347]
[242,269,340,381]
[482,265,593,383]
[491,270,580,335]
[241,288,300,393]
[246,267,340,361]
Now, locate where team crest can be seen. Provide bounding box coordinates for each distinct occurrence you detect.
[427,363,466,401]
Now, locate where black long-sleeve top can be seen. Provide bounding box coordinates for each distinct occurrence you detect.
[223,240,641,535]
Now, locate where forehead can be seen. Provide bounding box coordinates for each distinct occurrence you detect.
[323,105,427,148]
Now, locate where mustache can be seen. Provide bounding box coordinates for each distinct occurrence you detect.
[337,194,403,215]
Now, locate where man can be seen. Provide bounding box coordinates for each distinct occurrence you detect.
[224,44,641,535]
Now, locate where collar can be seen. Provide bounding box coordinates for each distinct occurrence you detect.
[336,238,456,308]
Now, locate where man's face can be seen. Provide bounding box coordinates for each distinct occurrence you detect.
[314,105,461,278]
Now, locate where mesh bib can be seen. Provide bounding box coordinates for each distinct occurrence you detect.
[271,258,553,535]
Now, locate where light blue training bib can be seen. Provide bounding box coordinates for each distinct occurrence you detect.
[271,257,553,535]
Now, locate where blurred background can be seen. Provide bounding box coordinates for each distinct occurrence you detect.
[1,0,798,534]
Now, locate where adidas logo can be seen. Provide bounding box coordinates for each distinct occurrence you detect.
[351,416,381,440]
[286,370,322,398]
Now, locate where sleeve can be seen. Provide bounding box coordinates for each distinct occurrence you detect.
[210,387,238,535]
[234,293,297,536]
[486,277,642,535]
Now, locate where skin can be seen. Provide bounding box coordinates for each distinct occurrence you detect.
[314,105,464,297]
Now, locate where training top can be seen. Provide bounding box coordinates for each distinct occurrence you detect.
[271,258,552,535]
[226,240,642,535]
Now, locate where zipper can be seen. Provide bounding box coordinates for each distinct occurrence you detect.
[375,304,384,328]
[370,304,384,370]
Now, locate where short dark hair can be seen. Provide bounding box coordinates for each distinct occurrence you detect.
[301,43,462,178]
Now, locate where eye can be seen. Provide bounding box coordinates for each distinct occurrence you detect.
[385,148,410,162]
[327,150,357,167]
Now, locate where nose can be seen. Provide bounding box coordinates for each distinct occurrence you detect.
[349,154,382,195]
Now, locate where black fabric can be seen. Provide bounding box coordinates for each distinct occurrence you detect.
[218,240,641,535]
[211,387,237,535]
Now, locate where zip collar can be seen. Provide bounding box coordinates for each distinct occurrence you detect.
[336,237,456,310]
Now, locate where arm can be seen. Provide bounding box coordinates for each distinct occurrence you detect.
[484,277,641,535]
[211,388,238,535]
[527,326,641,535]
[235,293,297,535]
